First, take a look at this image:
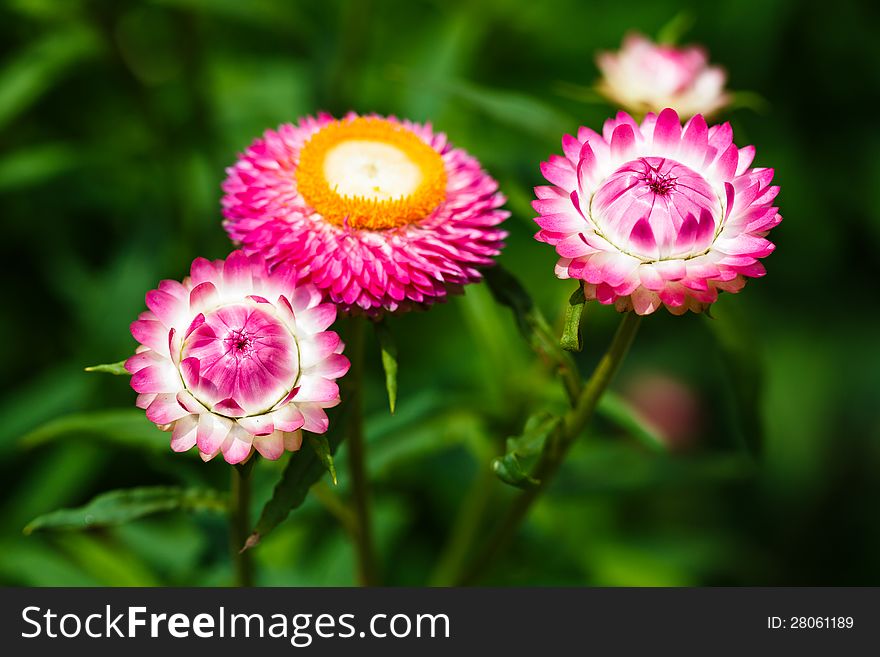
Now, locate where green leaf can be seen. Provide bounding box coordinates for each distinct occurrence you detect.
[560,283,586,352]
[307,433,337,485]
[0,26,100,130]
[556,443,755,495]
[596,391,667,452]
[656,12,695,45]
[54,532,161,586]
[0,143,80,191]
[23,486,227,535]
[374,319,398,414]
[492,453,540,489]
[19,409,171,453]
[492,412,563,489]
[395,72,575,141]
[0,540,101,587]
[483,266,557,357]
[484,265,581,402]
[0,366,93,456]
[84,360,128,375]
[248,405,348,548]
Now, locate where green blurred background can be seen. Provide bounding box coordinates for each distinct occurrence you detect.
[1,0,878,586]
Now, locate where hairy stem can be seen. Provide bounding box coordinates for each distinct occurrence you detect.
[347,317,380,586]
[231,459,255,587]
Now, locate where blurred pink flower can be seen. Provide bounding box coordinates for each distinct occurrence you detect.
[597,33,729,118]
[126,251,349,464]
[222,114,508,316]
[534,108,781,315]
[624,371,703,451]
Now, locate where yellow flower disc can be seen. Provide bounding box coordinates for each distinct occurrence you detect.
[296,117,447,230]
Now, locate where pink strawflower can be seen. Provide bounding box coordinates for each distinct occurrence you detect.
[126,251,349,464]
[222,113,508,315]
[597,33,729,119]
[534,108,781,315]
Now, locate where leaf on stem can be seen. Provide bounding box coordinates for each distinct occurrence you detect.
[484,266,557,358]
[23,486,227,535]
[248,402,348,549]
[84,360,128,375]
[374,318,398,414]
[307,433,337,485]
[492,412,563,489]
[560,282,586,352]
[484,265,582,402]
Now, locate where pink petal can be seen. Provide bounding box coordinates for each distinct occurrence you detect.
[146,289,183,327]
[652,108,682,151]
[237,413,275,436]
[294,375,340,403]
[271,405,305,432]
[680,114,708,160]
[253,430,285,460]
[610,123,636,160]
[300,404,330,433]
[296,303,337,333]
[170,415,198,452]
[222,250,253,291]
[189,282,219,314]
[197,413,232,455]
[146,393,188,424]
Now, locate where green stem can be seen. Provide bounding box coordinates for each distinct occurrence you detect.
[456,311,642,585]
[231,459,255,587]
[347,317,380,586]
[429,453,498,586]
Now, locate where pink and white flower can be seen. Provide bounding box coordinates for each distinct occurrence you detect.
[126,251,349,464]
[534,108,781,315]
[597,33,729,119]
[221,113,508,316]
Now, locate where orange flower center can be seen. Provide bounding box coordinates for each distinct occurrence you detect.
[296,117,447,230]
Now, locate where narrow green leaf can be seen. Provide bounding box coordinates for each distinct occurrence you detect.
[0,366,92,456]
[248,401,348,548]
[656,12,695,45]
[0,143,79,191]
[23,486,227,535]
[394,72,575,141]
[596,391,667,452]
[483,266,556,356]
[19,409,171,453]
[560,283,586,352]
[492,412,563,489]
[484,265,581,402]
[374,319,398,414]
[0,26,100,130]
[0,540,101,586]
[84,360,128,375]
[307,433,337,485]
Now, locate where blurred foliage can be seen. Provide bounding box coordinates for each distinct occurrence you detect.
[1,0,879,586]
